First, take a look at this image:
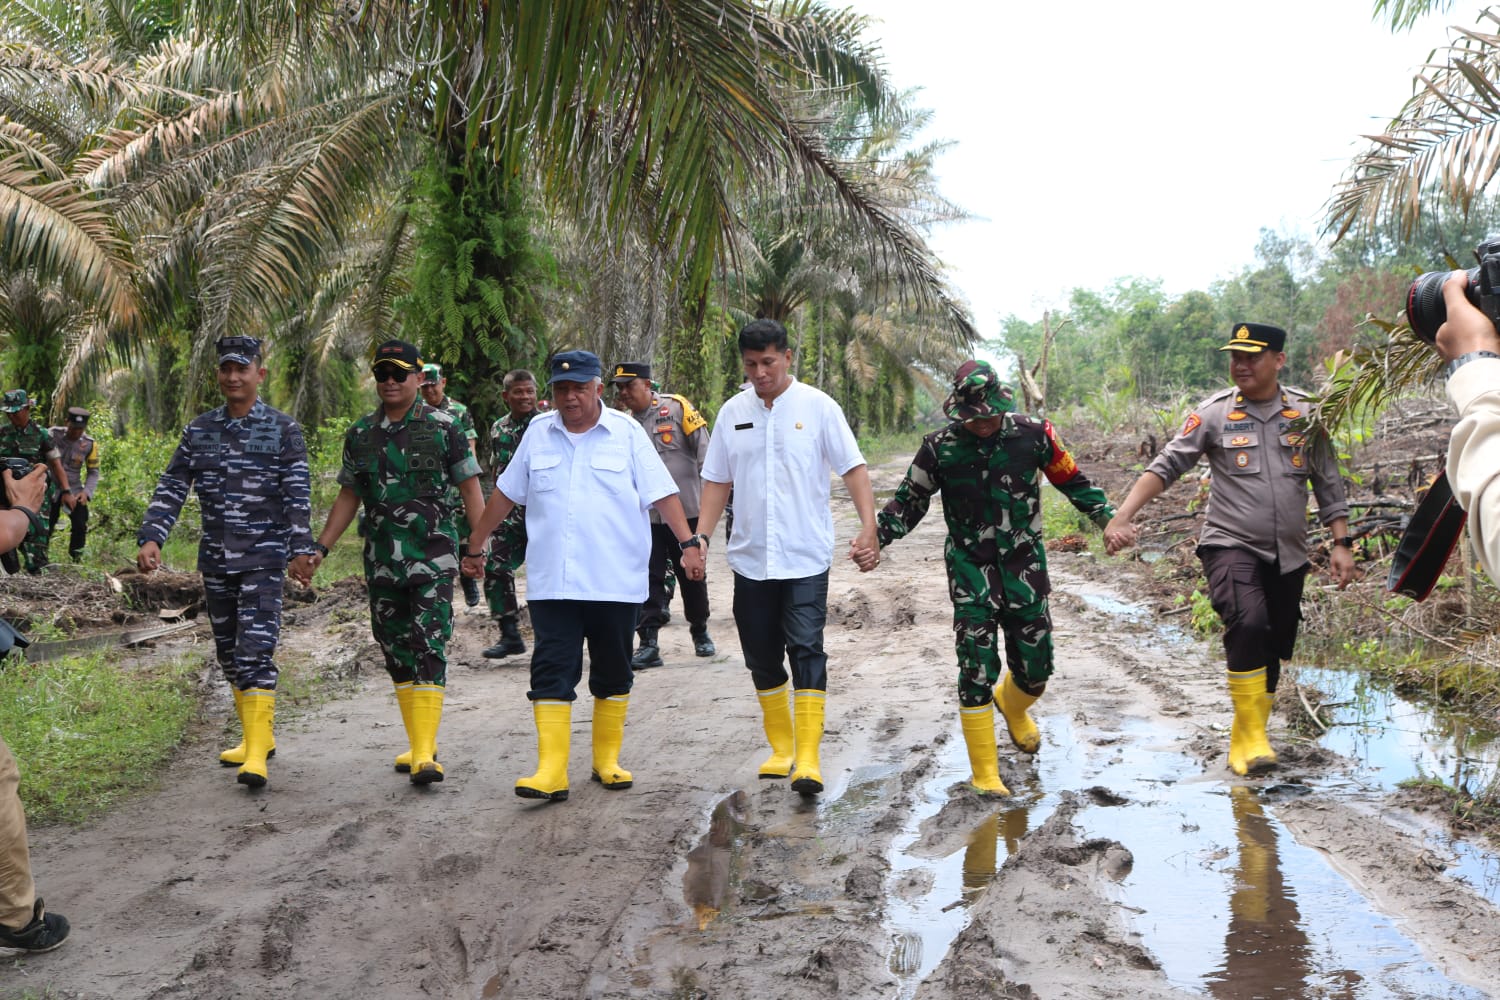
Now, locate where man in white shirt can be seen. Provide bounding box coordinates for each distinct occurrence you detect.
[462,350,705,802]
[694,320,879,796]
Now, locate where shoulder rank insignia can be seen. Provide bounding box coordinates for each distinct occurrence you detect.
[1230,435,1250,446]
[1227,410,1247,421]
[1281,408,1301,419]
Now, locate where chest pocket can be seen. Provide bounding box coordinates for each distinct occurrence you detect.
[1219,431,1261,475]
[1279,432,1309,478]
[590,448,630,495]
[530,451,562,493]
[189,430,223,471]
[243,422,282,456]
[406,424,447,496]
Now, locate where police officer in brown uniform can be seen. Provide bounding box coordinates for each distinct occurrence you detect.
[47,408,99,562]
[1105,323,1356,777]
[611,361,715,667]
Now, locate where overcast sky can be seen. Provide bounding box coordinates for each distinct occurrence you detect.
[854,0,1462,342]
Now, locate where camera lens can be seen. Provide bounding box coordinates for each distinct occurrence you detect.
[1407,265,1482,344]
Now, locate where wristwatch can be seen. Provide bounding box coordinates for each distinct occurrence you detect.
[312,542,330,557]
[1333,537,1354,549]
[1445,350,1500,379]
[679,535,702,551]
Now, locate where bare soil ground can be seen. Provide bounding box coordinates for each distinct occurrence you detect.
[6,426,1500,999]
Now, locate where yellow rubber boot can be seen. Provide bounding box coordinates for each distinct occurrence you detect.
[517,700,571,801]
[220,686,277,766]
[393,681,416,772]
[959,704,1010,796]
[1226,668,1277,776]
[590,695,633,790]
[236,689,275,788]
[409,684,445,784]
[790,690,826,795]
[995,674,1043,754]
[755,683,795,779]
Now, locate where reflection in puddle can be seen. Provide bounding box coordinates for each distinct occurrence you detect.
[1299,665,1500,907]
[1299,665,1500,797]
[872,588,1498,997]
[1207,787,1317,996]
[681,790,749,930]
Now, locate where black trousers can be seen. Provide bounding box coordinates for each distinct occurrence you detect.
[528,600,637,702]
[1199,545,1306,691]
[731,571,829,692]
[46,498,88,560]
[638,518,709,632]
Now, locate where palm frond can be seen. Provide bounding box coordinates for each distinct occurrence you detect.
[0,152,138,332]
[1329,14,1500,239]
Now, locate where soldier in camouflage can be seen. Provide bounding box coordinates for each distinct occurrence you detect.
[867,360,1115,797]
[481,369,538,659]
[0,390,72,575]
[137,336,315,790]
[297,340,485,785]
[419,363,482,610]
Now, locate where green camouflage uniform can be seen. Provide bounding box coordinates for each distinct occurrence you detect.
[432,395,477,545]
[338,402,481,684]
[0,417,61,572]
[484,409,535,616]
[877,410,1114,707]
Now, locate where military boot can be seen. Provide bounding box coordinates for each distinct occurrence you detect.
[631,628,663,670]
[460,574,481,608]
[690,624,716,658]
[482,615,527,659]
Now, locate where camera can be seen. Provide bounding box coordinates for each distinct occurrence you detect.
[1406,235,1500,343]
[0,459,34,515]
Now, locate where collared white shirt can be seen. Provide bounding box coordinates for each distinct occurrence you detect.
[498,403,678,602]
[702,380,865,581]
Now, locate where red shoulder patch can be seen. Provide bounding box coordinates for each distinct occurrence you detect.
[1181,413,1202,436]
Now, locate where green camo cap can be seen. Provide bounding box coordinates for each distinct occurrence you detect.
[943,361,1015,421]
[0,390,30,412]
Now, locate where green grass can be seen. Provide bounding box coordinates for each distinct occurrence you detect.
[0,652,197,825]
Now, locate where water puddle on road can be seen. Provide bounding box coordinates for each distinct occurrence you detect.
[1296,664,1500,908]
[673,585,1500,996]
[874,587,1497,998]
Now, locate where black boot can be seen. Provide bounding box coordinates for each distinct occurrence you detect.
[691,624,716,657]
[482,615,527,659]
[461,574,481,608]
[631,628,663,670]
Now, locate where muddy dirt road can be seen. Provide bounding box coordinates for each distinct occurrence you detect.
[11,456,1500,999]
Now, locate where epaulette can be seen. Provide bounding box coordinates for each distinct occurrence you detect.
[662,393,707,434]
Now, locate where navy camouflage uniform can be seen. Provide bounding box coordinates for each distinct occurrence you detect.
[877,376,1114,707]
[138,399,313,690]
[339,402,481,685]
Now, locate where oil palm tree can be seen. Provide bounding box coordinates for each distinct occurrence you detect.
[3,0,973,421]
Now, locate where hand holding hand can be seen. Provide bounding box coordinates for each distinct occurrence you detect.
[1103,516,1138,555]
[681,544,706,581]
[289,553,319,587]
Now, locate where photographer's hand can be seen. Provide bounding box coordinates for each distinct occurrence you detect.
[4,464,47,515]
[1437,270,1500,361]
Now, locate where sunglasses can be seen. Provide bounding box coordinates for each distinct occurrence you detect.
[372,367,412,383]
